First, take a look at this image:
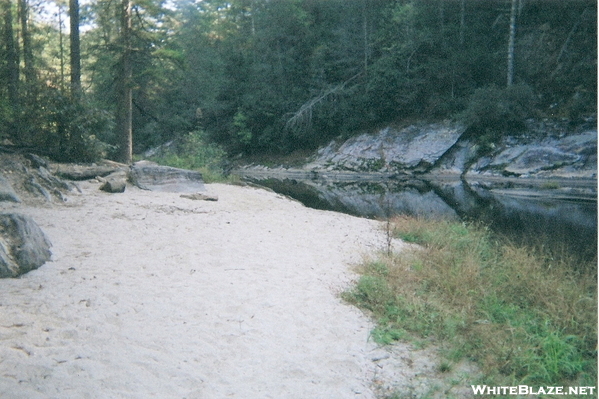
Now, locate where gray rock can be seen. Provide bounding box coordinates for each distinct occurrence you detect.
[302,119,596,181]
[305,122,465,173]
[100,179,126,193]
[99,170,128,193]
[0,155,78,203]
[26,153,48,169]
[38,166,75,192]
[503,146,580,175]
[432,139,476,174]
[467,130,597,178]
[130,161,205,193]
[25,176,53,201]
[0,175,21,203]
[0,213,52,278]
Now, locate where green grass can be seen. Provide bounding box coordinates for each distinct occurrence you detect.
[540,181,561,190]
[144,130,238,183]
[343,216,597,393]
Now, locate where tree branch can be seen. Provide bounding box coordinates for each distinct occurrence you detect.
[285,73,362,134]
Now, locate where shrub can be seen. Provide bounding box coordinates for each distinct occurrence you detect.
[52,102,115,162]
[5,86,114,162]
[149,130,228,182]
[459,84,536,140]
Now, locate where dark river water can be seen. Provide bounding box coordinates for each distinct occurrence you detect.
[245,176,598,262]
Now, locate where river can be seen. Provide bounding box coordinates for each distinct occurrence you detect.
[242,174,597,262]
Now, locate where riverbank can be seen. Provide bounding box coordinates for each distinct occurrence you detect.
[235,166,597,197]
[231,118,597,203]
[345,215,597,391]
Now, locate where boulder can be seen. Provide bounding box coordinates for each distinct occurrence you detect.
[99,170,128,193]
[0,213,52,278]
[25,153,48,169]
[130,161,205,193]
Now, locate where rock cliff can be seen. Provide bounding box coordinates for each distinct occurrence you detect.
[302,118,597,181]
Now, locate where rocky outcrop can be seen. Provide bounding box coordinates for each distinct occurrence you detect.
[305,121,465,173]
[0,175,21,203]
[465,128,596,179]
[0,213,52,278]
[0,153,78,203]
[50,160,207,194]
[298,118,597,181]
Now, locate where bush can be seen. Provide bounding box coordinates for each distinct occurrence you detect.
[149,130,228,182]
[459,84,536,139]
[9,87,114,163]
[52,102,115,162]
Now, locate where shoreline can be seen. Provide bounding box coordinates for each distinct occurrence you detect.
[233,167,597,202]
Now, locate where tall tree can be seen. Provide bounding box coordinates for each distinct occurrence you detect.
[506,0,517,86]
[69,0,81,97]
[459,0,465,46]
[3,0,19,108]
[18,0,34,85]
[115,0,132,164]
[56,2,66,89]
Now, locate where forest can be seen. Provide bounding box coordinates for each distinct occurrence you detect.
[0,0,596,165]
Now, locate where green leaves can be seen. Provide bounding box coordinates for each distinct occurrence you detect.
[3,0,594,161]
[233,111,252,145]
[459,83,536,138]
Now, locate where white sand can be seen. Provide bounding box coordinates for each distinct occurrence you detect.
[0,181,389,398]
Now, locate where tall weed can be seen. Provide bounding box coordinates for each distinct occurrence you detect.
[343,216,597,389]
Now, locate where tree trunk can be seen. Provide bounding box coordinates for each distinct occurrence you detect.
[115,0,132,164]
[69,0,81,98]
[3,0,19,108]
[58,5,65,89]
[362,0,369,73]
[438,0,445,48]
[506,0,517,86]
[18,0,34,85]
[459,0,465,46]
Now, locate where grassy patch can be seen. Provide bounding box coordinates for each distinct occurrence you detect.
[343,216,597,390]
[540,181,561,190]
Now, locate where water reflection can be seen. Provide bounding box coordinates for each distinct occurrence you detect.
[248,177,597,261]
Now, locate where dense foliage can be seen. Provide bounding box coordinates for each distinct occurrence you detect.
[0,0,596,161]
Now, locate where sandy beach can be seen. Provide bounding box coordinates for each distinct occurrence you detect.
[0,181,391,398]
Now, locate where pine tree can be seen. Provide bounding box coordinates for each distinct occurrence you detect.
[115,0,132,164]
[69,0,81,98]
